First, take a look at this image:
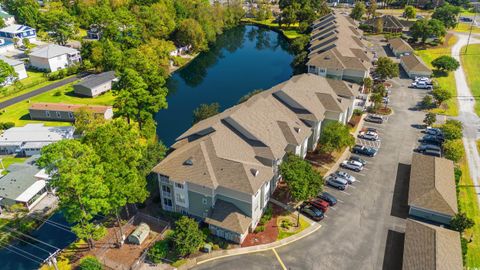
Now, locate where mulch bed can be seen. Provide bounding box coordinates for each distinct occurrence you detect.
[373,107,392,115]
[240,204,285,247]
[348,114,361,129]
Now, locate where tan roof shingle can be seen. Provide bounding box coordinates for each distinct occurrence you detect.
[205,199,252,234]
[401,54,432,74]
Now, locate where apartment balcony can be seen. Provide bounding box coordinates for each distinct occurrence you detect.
[162,191,172,198]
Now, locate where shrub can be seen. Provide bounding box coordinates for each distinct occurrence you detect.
[441,120,463,140]
[53,90,62,96]
[259,205,273,225]
[443,139,465,162]
[421,95,435,109]
[148,239,170,263]
[454,167,462,185]
[212,244,220,250]
[79,256,103,270]
[280,219,294,229]
[254,225,265,233]
[353,109,364,116]
[0,122,14,130]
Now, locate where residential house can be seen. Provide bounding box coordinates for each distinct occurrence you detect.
[402,219,462,270]
[29,44,81,72]
[388,38,414,57]
[363,15,408,33]
[152,74,357,243]
[0,38,15,54]
[0,56,27,84]
[307,12,373,84]
[73,71,116,97]
[0,24,36,44]
[0,157,50,213]
[0,8,15,26]
[400,54,432,79]
[0,124,74,156]
[408,153,458,225]
[87,24,102,40]
[29,103,113,122]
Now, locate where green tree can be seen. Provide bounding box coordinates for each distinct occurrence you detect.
[113,68,167,128]
[432,88,453,105]
[431,55,460,72]
[87,40,123,72]
[4,0,40,27]
[367,0,377,19]
[238,89,263,104]
[370,92,383,109]
[421,95,435,108]
[375,57,399,79]
[74,107,107,135]
[0,59,17,84]
[411,19,446,43]
[279,153,323,201]
[440,119,463,140]
[404,5,416,20]
[281,5,297,27]
[37,140,110,249]
[350,2,366,21]
[40,9,77,45]
[363,77,373,93]
[148,239,170,263]
[375,17,383,33]
[192,103,220,124]
[175,18,207,52]
[82,119,151,239]
[432,3,461,29]
[173,216,206,256]
[79,256,103,270]
[319,121,355,153]
[137,2,177,40]
[451,212,475,233]
[423,112,437,126]
[443,139,465,162]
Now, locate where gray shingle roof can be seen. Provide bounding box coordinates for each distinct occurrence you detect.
[75,71,116,89]
[0,157,41,201]
[401,54,432,74]
[204,199,252,234]
[29,44,78,59]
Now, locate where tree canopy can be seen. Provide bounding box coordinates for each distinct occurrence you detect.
[0,59,17,84]
[432,88,453,105]
[404,5,416,20]
[432,55,460,72]
[375,57,399,79]
[432,3,461,29]
[423,112,437,126]
[410,19,446,43]
[451,212,475,233]
[173,216,206,256]
[192,103,220,124]
[350,2,366,21]
[319,121,355,153]
[440,119,463,140]
[443,139,465,162]
[279,153,323,201]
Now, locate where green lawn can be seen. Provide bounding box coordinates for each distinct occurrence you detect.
[416,35,458,116]
[458,157,480,268]
[454,22,480,34]
[1,156,28,170]
[0,71,76,103]
[460,44,480,116]
[0,82,115,126]
[241,18,303,39]
[276,215,310,240]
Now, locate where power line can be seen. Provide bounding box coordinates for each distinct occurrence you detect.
[29,215,73,233]
[0,239,45,262]
[0,245,42,264]
[6,232,55,255]
[0,226,61,250]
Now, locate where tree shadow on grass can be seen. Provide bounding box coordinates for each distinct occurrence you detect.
[433,69,448,78]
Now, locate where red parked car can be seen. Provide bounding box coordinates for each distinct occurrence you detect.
[309,199,329,213]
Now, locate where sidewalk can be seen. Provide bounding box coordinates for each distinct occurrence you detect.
[177,222,322,270]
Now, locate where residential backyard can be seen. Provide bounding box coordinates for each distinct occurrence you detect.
[458,157,480,268]
[454,23,480,34]
[460,44,480,116]
[416,35,458,116]
[0,82,115,126]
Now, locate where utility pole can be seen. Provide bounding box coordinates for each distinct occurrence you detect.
[465,6,478,54]
[44,250,60,270]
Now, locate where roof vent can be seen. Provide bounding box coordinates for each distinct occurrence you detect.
[337,98,342,103]
[294,127,301,133]
[251,168,259,177]
[324,56,331,60]
[183,158,193,166]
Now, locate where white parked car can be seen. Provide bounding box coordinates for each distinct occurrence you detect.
[341,160,364,172]
[334,171,356,184]
[415,76,431,83]
[358,131,379,141]
[410,81,433,89]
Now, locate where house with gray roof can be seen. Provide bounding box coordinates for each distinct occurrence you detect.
[73,71,116,97]
[0,157,50,213]
[0,56,27,84]
[389,38,414,57]
[152,74,358,243]
[403,219,462,270]
[307,12,373,84]
[408,153,458,225]
[29,44,81,72]
[400,54,432,79]
[0,124,74,156]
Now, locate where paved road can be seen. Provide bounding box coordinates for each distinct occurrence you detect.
[0,73,86,110]
[194,76,429,270]
[451,33,480,208]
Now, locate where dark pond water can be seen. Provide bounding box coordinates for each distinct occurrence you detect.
[0,212,76,270]
[155,25,294,146]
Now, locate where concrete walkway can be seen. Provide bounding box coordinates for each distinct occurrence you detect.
[0,73,87,110]
[451,33,480,208]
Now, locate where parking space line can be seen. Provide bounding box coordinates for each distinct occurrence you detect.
[337,199,344,203]
[330,207,337,211]
[349,185,356,189]
[341,190,351,195]
[351,172,366,176]
[271,248,287,270]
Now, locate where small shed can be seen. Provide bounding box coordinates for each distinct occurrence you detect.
[127,223,150,245]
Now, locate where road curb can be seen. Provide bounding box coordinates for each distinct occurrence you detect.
[177,223,322,269]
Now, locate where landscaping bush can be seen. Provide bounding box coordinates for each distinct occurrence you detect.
[440,120,463,140]
[353,109,364,116]
[454,167,462,185]
[259,205,273,225]
[254,225,265,233]
[148,239,170,263]
[281,219,294,230]
[53,90,62,96]
[212,244,220,250]
[79,256,103,270]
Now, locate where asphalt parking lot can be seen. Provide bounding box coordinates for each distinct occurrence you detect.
[194,77,431,270]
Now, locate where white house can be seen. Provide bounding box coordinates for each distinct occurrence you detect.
[29,44,81,72]
[0,8,15,27]
[0,24,36,44]
[0,124,75,156]
[0,55,27,85]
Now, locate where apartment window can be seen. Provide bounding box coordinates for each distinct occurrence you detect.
[175,183,184,189]
[319,69,326,73]
[163,198,172,207]
[202,198,208,205]
[45,111,50,117]
[56,111,61,118]
[176,194,185,204]
[68,112,74,119]
[162,186,171,193]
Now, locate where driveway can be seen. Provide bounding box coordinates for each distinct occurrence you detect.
[194,77,430,270]
[0,73,87,110]
[451,33,480,208]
